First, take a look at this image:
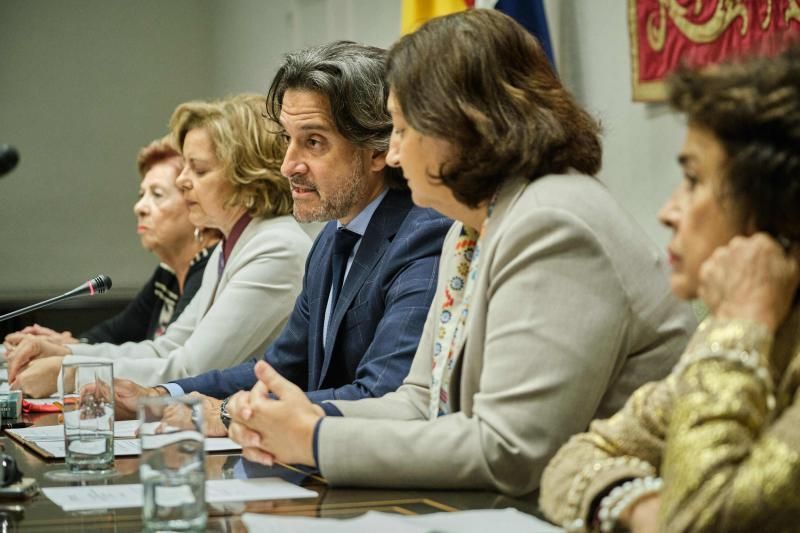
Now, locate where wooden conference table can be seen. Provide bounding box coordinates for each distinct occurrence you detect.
[0,412,544,531]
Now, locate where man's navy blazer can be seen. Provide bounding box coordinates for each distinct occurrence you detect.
[172,189,452,402]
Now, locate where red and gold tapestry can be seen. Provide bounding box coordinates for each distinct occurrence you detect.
[628,0,800,101]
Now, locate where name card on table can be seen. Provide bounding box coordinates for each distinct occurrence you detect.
[44,478,317,512]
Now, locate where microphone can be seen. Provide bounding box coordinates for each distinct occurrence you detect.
[0,145,20,177]
[0,275,112,323]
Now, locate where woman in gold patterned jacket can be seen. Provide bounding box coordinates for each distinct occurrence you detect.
[540,47,800,533]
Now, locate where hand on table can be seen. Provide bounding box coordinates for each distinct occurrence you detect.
[7,335,70,382]
[4,324,79,350]
[159,392,228,436]
[699,233,800,333]
[228,361,323,467]
[114,379,166,420]
[10,356,64,398]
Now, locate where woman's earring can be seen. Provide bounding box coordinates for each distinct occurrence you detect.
[194,228,203,242]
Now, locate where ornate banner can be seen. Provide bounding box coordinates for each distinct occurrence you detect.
[628,0,800,101]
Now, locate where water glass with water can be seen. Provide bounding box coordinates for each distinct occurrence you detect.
[61,361,115,474]
[139,395,206,531]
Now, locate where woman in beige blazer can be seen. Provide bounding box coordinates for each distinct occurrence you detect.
[7,94,311,395]
[225,10,695,496]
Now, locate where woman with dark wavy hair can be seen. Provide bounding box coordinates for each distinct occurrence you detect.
[541,47,800,532]
[224,10,694,496]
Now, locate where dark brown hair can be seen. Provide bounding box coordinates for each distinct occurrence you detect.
[387,9,602,208]
[266,41,405,189]
[669,46,800,241]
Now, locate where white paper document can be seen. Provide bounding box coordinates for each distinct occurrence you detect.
[43,478,317,512]
[26,436,240,458]
[0,367,8,381]
[8,421,240,457]
[7,420,141,442]
[206,479,316,503]
[242,508,563,533]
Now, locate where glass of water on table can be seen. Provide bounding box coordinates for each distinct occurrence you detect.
[138,396,206,531]
[60,361,115,476]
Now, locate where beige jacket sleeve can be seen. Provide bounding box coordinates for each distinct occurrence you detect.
[319,202,643,496]
[66,217,311,385]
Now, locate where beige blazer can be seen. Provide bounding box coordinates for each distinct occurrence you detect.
[66,215,311,385]
[317,174,696,496]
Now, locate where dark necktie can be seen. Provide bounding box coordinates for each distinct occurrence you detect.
[329,228,360,312]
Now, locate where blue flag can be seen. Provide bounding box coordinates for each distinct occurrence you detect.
[494,0,556,70]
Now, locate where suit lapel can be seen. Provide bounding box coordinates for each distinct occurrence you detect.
[318,190,413,386]
[203,218,260,316]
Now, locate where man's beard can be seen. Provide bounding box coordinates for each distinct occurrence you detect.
[292,152,370,223]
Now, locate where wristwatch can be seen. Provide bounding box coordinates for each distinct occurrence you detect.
[219,396,232,429]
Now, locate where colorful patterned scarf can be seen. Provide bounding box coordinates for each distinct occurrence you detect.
[427,210,492,418]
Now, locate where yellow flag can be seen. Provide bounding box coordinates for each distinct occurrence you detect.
[401,0,468,35]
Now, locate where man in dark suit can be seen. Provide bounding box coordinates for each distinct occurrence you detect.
[115,41,451,434]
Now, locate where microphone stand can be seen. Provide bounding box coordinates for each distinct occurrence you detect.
[0,277,111,323]
[0,293,84,323]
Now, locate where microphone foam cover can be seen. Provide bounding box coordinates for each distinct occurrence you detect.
[93,274,112,293]
[0,145,20,175]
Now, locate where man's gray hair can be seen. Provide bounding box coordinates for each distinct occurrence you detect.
[266,40,404,188]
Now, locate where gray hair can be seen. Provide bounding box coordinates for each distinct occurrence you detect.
[266,40,404,188]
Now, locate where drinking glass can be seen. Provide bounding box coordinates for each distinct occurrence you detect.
[139,396,206,531]
[61,361,115,474]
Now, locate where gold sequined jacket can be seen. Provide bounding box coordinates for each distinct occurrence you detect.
[540,308,800,532]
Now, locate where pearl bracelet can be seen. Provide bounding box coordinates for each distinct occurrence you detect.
[561,455,655,532]
[597,476,663,533]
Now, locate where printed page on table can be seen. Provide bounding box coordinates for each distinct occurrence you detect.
[7,420,141,442]
[43,478,316,512]
[11,434,241,458]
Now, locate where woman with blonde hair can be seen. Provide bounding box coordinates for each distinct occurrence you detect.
[8,94,311,396]
[5,136,219,348]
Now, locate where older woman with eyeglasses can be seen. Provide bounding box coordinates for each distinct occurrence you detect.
[4,136,218,350]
